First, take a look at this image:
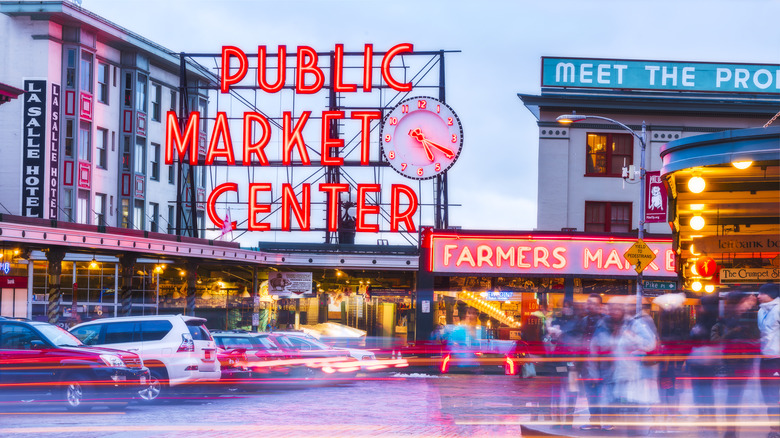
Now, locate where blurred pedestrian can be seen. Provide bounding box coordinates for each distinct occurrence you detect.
[711,291,760,438]
[613,297,660,436]
[578,293,605,431]
[587,296,627,432]
[548,300,581,429]
[654,294,688,433]
[687,295,721,434]
[757,282,780,438]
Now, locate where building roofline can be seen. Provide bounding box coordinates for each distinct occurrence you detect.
[0,1,216,83]
[0,81,24,103]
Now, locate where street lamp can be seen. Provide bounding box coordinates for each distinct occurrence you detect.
[557,114,648,316]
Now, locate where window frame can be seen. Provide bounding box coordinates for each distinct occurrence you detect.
[97,62,109,104]
[584,201,632,233]
[584,132,633,178]
[96,127,108,169]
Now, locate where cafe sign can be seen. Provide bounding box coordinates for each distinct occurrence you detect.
[720,268,780,284]
[692,235,780,254]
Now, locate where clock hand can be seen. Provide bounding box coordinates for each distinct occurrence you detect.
[409,128,435,161]
[422,138,455,159]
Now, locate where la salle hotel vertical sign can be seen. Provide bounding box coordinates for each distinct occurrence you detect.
[22,80,47,218]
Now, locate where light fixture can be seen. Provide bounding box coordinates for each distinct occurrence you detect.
[556,114,587,124]
[179,270,186,277]
[732,160,752,170]
[690,244,701,256]
[704,284,715,293]
[89,257,98,269]
[690,215,705,230]
[688,175,706,193]
[13,249,20,256]
[690,204,704,211]
[691,281,703,292]
[202,291,212,300]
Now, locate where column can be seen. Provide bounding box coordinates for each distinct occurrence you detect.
[415,228,434,342]
[185,261,198,316]
[45,248,66,325]
[119,255,136,316]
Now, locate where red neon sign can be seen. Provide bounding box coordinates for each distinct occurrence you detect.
[429,233,676,277]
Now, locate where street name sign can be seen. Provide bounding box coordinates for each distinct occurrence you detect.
[643,280,677,291]
[624,239,657,273]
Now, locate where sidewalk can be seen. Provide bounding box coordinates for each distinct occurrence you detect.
[522,376,775,437]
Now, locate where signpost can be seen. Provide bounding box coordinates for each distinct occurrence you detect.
[623,239,657,273]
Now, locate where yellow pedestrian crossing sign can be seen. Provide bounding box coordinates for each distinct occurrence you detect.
[623,239,657,273]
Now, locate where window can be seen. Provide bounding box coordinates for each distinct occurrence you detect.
[96,128,107,169]
[97,62,109,104]
[167,205,175,234]
[135,138,145,175]
[65,48,76,88]
[121,199,129,228]
[80,51,93,93]
[0,324,44,350]
[168,165,175,184]
[150,202,159,232]
[199,167,206,188]
[123,72,133,108]
[62,188,73,221]
[169,90,177,113]
[136,73,148,113]
[585,133,633,177]
[133,200,144,230]
[78,122,91,162]
[150,143,160,180]
[122,136,131,171]
[198,98,207,133]
[140,320,172,341]
[186,323,210,341]
[77,190,90,225]
[584,201,632,233]
[70,325,101,345]
[94,193,106,226]
[151,83,161,121]
[65,119,74,158]
[103,322,138,344]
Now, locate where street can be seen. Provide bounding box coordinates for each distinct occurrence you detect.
[0,372,775,438]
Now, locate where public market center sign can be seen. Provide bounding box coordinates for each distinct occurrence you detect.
[165,44,434,234]
[542,57,780,94]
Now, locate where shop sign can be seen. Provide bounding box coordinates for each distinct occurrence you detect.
[645,171,667,223]
[48,83,60,220]
[483,291,515,301]
[0,276,27,288]
[167,44,430,235]
[267,272,313,298]
[720,268,780,284]
[693,235,780,254]
[643,280,676,291]
[542,57,780,94]
[0,262,9,275]
[428,232,675,277]
[22,79,47,218]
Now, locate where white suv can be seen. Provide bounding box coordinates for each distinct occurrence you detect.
[70,315,220,401]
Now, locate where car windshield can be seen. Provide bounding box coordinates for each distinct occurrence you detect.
[35,324,83,347]
[255,336,280,350]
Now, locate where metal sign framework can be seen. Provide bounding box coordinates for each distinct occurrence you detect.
[173,48,459,246]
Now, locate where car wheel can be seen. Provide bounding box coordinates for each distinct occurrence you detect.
[138,369,165,402]
[63,374,92,411]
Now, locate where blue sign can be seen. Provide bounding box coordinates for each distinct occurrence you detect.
[0,262,9,275]
[542,57,780,94]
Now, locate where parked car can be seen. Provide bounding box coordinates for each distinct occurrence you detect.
[0,317,149,410]
[69,314,220,401]
[266,332,361,375]
[274,331,376,361]
[212,331,296,381]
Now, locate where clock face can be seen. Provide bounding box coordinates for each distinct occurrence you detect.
[380,96,463,180]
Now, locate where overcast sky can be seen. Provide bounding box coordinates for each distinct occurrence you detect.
[80,0,780,245]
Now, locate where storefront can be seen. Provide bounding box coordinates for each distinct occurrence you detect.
[660,126,780,293]
[416,229,676,341]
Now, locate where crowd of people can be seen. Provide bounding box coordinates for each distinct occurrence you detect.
[539,282,780,437]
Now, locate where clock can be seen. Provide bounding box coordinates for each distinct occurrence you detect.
[380,96,463,180]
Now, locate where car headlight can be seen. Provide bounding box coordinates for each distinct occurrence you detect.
[99,354,126,367]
